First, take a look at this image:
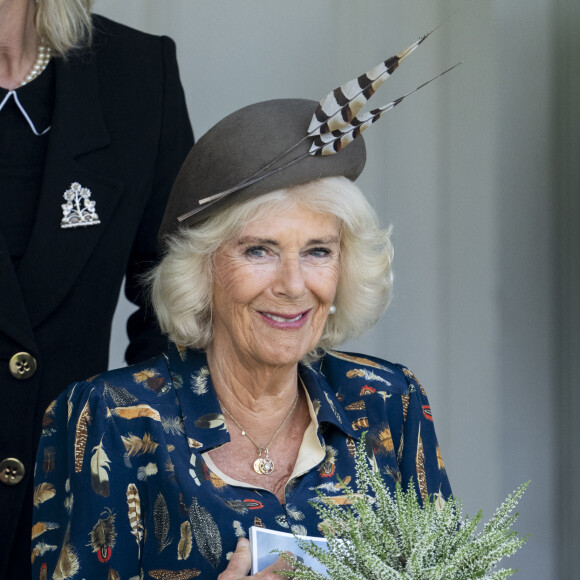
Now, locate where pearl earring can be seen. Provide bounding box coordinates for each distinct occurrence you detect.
[329,305,336,315]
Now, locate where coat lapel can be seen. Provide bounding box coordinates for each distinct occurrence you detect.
[17,49,125,328]
[0,232,37,349]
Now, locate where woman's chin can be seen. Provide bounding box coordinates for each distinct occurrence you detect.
[249,340,312,369]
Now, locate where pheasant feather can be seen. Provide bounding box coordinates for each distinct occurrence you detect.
[179,29,459,222]
[126,483,144,557]
[416,424,428,504]
[148,570,201,580]
[73,400,91,473]
[309,62,461,156]
[308,33,430,137]
[401,394,410,421]
[344,400,366,411]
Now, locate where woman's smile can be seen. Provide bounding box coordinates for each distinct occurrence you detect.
[259,308,311,327]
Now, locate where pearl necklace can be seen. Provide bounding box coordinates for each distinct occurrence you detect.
[218,390,300,475]
[19,41,52,87]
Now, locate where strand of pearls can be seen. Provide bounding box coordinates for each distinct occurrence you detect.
[19,41,52,87]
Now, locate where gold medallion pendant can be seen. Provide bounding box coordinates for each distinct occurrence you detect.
[253,450,274,475]
[218,389,300,475]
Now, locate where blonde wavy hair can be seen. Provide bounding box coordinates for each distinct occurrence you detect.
[149,177,394,362]
[36,0,94,57]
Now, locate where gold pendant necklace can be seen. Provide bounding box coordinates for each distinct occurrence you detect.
[218,390,300,475]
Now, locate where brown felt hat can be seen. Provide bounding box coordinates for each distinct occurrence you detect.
[158,98,366,243]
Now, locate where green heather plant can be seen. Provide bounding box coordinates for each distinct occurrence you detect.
[278,435,528,579]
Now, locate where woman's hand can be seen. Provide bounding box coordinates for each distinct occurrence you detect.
[218,537,295,579]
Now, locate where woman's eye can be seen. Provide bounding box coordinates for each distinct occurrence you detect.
[308,247,332,258]
[245,246,269,258]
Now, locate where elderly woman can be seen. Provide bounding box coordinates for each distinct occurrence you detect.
[32,94,450,578]
[1,0,192,575]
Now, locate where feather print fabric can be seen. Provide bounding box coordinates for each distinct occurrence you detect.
[154,493,172,554]
[416,424,429,504]
[88,509,116,562]
[53,543,79,580]
[33,483,56,507]
[190,366,210,395]
[31,345,450,577]
[42,446,56,473]
[73,400,90,472]
[31,521,59,540]
[112,403,162,421]
[347,367,392,386]
[31,541,57,563]
[126,483,144,555]
[149,569,201,579]
[104,382,138,407]
[90,440,111,497]
[122,433,159,456]
[177,521,193,560]
[188,497,222,568]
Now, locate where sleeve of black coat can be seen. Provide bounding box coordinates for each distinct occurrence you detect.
[124,36,194,364]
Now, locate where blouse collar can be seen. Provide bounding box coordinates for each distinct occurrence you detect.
[0,59,55,136]
[165,343,359,453]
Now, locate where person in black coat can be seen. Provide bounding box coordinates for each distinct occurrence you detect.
[0,1,194,575]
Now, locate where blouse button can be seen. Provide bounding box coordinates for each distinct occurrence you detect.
[9,352,37,379]
[0,458,25,485]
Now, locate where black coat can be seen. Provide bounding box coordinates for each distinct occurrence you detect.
[0,15,193,577]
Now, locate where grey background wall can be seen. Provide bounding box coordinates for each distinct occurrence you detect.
[98,1,580,578]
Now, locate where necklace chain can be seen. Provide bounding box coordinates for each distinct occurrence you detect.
[218,389,300,475]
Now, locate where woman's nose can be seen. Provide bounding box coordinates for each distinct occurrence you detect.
[273,256,306,298]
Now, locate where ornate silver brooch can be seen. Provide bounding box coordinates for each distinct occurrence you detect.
[60,182,101,229]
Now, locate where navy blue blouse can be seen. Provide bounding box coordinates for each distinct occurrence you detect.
[31,344,451,578]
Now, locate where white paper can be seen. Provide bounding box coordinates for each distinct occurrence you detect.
[249,525,329,574]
